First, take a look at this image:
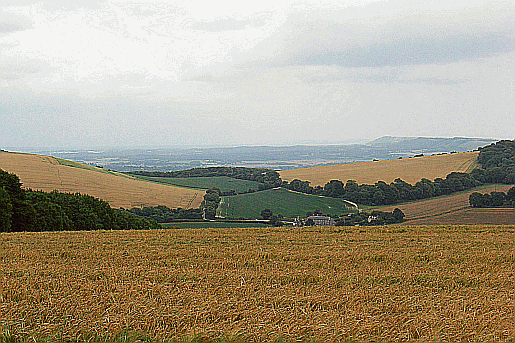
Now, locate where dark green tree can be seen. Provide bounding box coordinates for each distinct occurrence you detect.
[261,208,273,220]
[0,188,12,232]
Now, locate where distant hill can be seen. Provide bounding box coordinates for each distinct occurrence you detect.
[367,136,496,154]
[27,136,497,171]
[280,151,479,186]
[0,151,204,209]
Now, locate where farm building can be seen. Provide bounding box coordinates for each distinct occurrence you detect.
[307,215,336,226]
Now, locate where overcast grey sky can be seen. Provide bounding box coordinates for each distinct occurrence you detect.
[1,0,514,148]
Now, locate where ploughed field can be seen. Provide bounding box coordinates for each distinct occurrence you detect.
[0,151,204,209]
[376,184,514,224]
[279,151,478,186]
[1,226,514,342]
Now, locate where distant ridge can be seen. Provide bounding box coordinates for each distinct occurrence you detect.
[367,136,496,153]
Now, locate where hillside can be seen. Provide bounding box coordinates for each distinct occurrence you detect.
[0,151,204,209]
[375,184,514,224]
[132,175,263,193]
[279,151,478,186]
[217,188,353,219]
[367,136,495,153]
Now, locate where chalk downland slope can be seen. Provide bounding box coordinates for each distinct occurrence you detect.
[279,151,479,186]
[376,184,514,225]
[0,151,204,209]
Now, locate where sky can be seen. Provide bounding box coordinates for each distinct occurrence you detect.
[1,0,514,148]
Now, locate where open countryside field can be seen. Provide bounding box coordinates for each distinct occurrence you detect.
[279,151,478,186]
[217,188,353,219]
[133,175,263,193]
[0,151,204,209]
[405,208,515,225]
[376,184,514,223]
[1,227,514,342]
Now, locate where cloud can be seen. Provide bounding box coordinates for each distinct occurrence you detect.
[248,0,515,68]
[0,9,32,33]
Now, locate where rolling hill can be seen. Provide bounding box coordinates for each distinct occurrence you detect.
[279,151,479,186]
[0,151,204,209]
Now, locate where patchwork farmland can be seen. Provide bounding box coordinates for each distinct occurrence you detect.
[0,151,204,209]
[279,151,478,186]
[1,227,514,342]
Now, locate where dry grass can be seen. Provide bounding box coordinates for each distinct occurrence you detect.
[279,152,479,186]
[0,151,204,209]
[1,226,514,342]
[376,184,514,222]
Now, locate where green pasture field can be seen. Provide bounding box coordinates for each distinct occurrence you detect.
[162,222,268,229]
[55,158,121,175]
[132,175,263,192]
[218,188,353,219]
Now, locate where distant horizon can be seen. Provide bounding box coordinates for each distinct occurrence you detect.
[2,135,505,153]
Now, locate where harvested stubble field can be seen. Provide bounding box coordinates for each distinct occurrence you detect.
[1,226,514,342]
[405,208,515,225]
[0,151,204,209]
[279,151,478,186]
[376,184,514,223]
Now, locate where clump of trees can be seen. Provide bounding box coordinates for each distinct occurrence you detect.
[260,208,283,226]
[469,187,515,208]
[203,188,222,219]
[472,140,515,184]
[0,169,160,232]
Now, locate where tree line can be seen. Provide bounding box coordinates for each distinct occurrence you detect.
[128,167,283,189]
[284,172,481,206]
[469,187,515,208]
[127,206,203,223]
[283,140,515,206]
[1,169,160,233]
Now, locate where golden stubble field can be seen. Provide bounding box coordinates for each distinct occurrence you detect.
[1,226,514,342]
[0,151,204,209]
[279,151,479,186]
